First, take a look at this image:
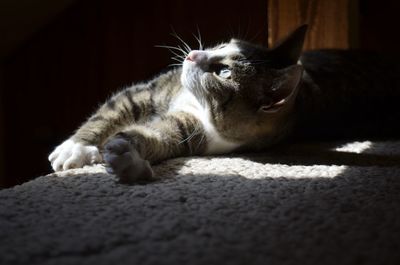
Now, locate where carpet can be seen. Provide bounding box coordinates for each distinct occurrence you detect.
[1,140,400,265]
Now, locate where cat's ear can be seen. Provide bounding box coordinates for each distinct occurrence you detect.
[259,65,303,113]
[269,24,308,67]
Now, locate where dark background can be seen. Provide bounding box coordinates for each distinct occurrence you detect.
[0,0,399,187]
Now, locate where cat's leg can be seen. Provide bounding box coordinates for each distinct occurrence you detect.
[103,112,206,183]
[49,87,154,171]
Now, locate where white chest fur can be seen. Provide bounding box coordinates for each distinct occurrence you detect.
[168,88,240,154]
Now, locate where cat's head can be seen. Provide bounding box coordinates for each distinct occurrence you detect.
[181,25,307,145]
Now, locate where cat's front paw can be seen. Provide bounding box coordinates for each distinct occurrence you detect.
[48,139,102,171]
[103,137,154,183]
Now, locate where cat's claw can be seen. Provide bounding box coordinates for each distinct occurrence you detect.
[103,137,154,183]
[49,139,102,171]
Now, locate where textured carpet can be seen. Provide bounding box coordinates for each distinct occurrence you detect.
[1,140,400,265]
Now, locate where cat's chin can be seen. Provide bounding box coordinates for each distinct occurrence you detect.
[181,60,200,89]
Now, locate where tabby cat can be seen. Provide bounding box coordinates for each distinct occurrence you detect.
[49,25,400,183]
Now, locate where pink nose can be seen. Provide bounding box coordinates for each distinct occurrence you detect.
[186,50,207,63]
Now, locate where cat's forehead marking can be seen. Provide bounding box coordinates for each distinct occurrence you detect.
[206,43,241,58]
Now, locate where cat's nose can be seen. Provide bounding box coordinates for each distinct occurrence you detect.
[186,50,207,64]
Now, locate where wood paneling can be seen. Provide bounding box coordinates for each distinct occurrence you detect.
[268,0,359,50]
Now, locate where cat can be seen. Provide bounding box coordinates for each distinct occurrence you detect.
[49,25,400,183]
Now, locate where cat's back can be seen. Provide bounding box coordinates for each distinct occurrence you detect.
[296,50,400,138]
[151,67,182,89]
[140,67,183,111]
[300,49,400,100]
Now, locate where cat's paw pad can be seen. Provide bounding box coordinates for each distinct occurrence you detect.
[49,139,102,171]
[103,137,153,183]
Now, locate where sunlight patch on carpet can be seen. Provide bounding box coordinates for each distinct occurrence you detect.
[334,141,373,154]
[179,157,348,180]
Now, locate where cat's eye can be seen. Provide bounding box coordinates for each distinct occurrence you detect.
[211,64,232,79]
[218,68,232,79]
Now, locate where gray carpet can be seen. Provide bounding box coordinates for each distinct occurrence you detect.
[1,140,400,265]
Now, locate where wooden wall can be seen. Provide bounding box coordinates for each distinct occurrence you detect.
[268,0,400,52]
[268,0,359,49]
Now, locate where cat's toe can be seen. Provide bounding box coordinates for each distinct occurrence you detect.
[63,154,85,170]
[104,137,131,154]
[103,137,154,183]
[103,151,132,174]
[117,158,154,184]
[49,140,101,172]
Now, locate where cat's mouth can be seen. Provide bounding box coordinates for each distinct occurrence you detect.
[259,98,286,112]
[181,58,203,90]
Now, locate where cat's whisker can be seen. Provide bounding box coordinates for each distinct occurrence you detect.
[180,126,205,155]
[179,126,200,145]
[249,19,268,43]
[251,61,271,65]
[172,55,185,60]
[193,27,204,50]
[167,49,186,60]
[176,45,189,57]
[193,35,203,51]
[157,45,184,58]
[171,55,185,61]
[161,44,188,57]
[171,54,185,59]
[155,45,187,54]
[195,133,206,153]
[170,32,192,54]
[228,24,236,40]
[168,63,183,67]
[238,58,271,65]
[155,44,188,65]
[237,24,242,40]
[243,19,252,41]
